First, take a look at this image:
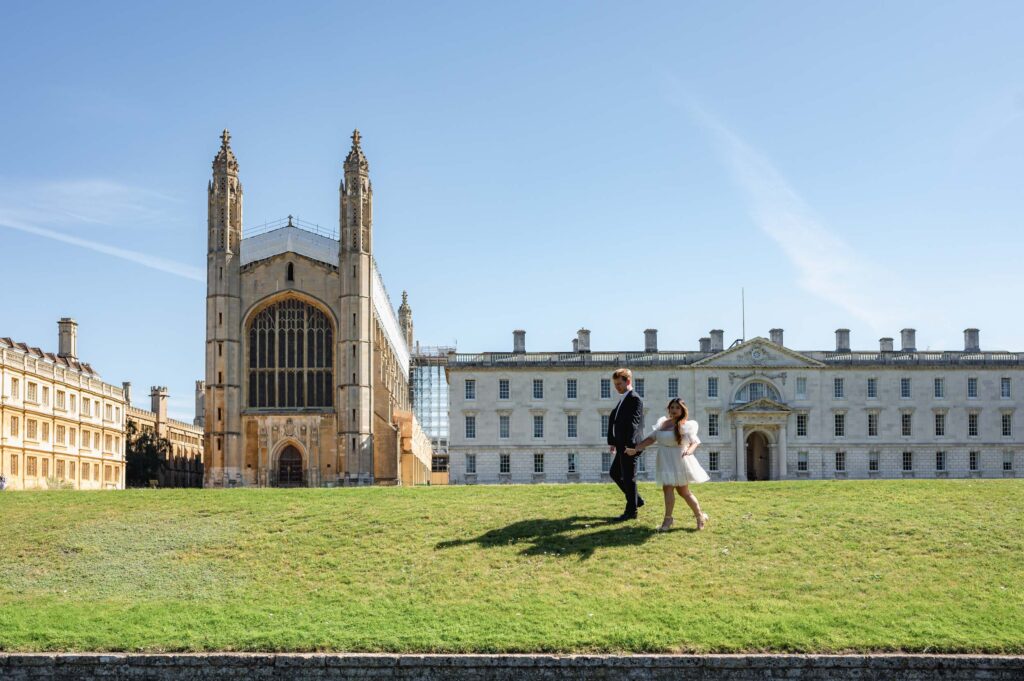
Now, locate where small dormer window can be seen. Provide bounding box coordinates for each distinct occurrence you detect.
[286,262,294,282]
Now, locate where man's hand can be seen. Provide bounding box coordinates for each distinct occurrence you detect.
[609,445,616,454]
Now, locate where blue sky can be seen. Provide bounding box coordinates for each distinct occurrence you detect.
[1,1,1022,420]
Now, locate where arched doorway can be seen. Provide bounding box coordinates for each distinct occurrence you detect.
[746,432,771,481]
[277,445,304,487]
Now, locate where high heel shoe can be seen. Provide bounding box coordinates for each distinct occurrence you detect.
[657,517,674,532]
[696,512,709,531]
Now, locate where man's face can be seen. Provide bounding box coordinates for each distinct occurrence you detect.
[613,376,630,394]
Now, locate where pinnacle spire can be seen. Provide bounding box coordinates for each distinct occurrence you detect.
[344,128,368,172]
[213,128,239,175]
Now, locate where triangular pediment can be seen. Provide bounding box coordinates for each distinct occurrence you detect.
[729,397,792,414]
[694,337,825,368]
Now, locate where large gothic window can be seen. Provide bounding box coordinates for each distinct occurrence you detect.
[248,299,333,409]
[734,381,781,404]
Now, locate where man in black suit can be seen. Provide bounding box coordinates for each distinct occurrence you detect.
[606,367,645,521]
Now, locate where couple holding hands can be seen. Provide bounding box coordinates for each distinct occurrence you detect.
[606,368,710,532]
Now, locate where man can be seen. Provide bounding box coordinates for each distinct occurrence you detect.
[606,367,645,521]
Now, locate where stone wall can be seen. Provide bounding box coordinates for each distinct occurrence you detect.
[2,654,1022,680]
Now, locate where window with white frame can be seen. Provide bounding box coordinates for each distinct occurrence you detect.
[900,377,911,399]
[902,451,914,471]
[668,378,678,399]
[1003,413,1013,437]
[600,378,611,399]
[27,382,38,402]
[82,398,91,417]
[533,415,544,438]
[533,379,544,400]
[708,412,720,437]
[834,378,845,399]
[566,378,578,400]
[868,412,878,437]
[42,386,50,405]
[635,378,645,398]
[1004,452,1014,472]
[736,381,779,403]
[707,377,719,398]
[567,414,578,439]
[27,419,37,440]
[465,379,476,400]
[936,451,946,472]
[465,415,476,439]
[56,390,66,409]
[601,451,612,473]
[835,451,846,472]
[796,377,807,399]
[533,453,545,474]
[69,394,76,412]
[969,451,979,472]
[56,425,67,444]
[935,413,946,437]
[1002,377,1012,399]
[967,377,978,399]
[104,434,113,452]
[465,454,476,474]
[500,453,511,474]
[797,451,808,472]
[934,378,944,399]
[600,414,610,436]
[69,428,76,446]
[498,379,510,400]
[41,422,49,442]
[968,413,979,437]
[10,416,18,437]
[93,432,100,450]
[499,415,510,439]
[567,451,577,474]
[708,451,719,472]
[796,413,808,437]
[10,378,19,399]
[869,451,879,472]
[105,404,113,421]
[901,412,913,437]
[834,413,845,437]
[866,378,877,399]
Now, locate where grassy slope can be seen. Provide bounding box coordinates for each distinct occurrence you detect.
[0,480,1021,653]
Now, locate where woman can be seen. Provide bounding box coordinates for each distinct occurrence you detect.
[626,398,709,532]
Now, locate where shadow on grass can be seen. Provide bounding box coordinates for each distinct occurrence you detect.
[436,515,657,559]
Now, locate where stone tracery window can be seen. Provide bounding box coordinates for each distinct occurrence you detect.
[248,298,333,409]
[734,380,781,404]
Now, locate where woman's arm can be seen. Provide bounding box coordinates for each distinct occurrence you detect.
[625,435,656,456]
[682,441,699,457]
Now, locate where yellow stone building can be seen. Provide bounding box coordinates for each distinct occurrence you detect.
[124,384,204,487]
[202,130,432,487]
[0,319,126,490]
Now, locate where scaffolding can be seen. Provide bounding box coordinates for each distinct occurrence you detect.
[410,344,453,475]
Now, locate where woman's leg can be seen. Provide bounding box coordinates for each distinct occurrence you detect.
[676,485,703,520]
[662,485,675,519]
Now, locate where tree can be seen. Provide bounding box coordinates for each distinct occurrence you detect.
[125,419,170,488]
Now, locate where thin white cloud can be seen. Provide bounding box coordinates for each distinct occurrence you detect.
[669,90,907,332]
[0,178,181,230]
[0,217,203,282]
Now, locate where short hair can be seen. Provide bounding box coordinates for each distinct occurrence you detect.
[612,368,632,382]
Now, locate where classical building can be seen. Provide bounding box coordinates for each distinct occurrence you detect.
[0,319,126,490]
[447,327,1022,483]
[202,129,432,487]
[125,384,204,487]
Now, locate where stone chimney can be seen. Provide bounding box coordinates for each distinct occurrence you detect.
[57,317,78,360]
[835,328,851,353]
[699,337,711,353]
[769,328,784,346]
[901,328,917,352]
[572,338,579,352]
[194,380,206,427]
[709,330,724,353]
[122,382,133,407]
[513,330,526,354]
[879,337,894,352]
[964,328,980,353]
[644,329,658,353]
[150,386,169,424]
[577,328,591,353]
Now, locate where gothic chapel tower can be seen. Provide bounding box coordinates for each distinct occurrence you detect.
[339,130,375,483]
[204,130,243,486]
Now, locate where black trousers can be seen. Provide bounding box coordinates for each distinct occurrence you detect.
[609,447,643,514]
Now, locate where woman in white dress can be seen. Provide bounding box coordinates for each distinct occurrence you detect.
[627,399,709,532]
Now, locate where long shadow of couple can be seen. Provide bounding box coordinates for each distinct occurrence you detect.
[436,515,659,560]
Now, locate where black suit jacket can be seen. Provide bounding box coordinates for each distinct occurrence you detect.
[606,390,644,449]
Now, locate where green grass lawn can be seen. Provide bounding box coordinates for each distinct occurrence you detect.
[0,479,1022,653]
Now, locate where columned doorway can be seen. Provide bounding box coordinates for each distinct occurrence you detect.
[746,431,771,481]
[276,445,304,487]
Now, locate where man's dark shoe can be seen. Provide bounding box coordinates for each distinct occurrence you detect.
[637,498,646,509]
[613,512,638,522]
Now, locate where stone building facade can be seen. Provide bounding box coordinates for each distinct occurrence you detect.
[0,319,126,490]
[202,129,432,487]
[125,384,204,487]
[447,328,1022,484]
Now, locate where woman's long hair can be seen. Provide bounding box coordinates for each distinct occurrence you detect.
[667,398,688,445]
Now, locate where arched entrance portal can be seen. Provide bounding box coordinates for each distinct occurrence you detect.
[277,445,304,487]
[746,432,771,481]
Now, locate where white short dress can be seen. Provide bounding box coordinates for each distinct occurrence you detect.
[652,417,710,486]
